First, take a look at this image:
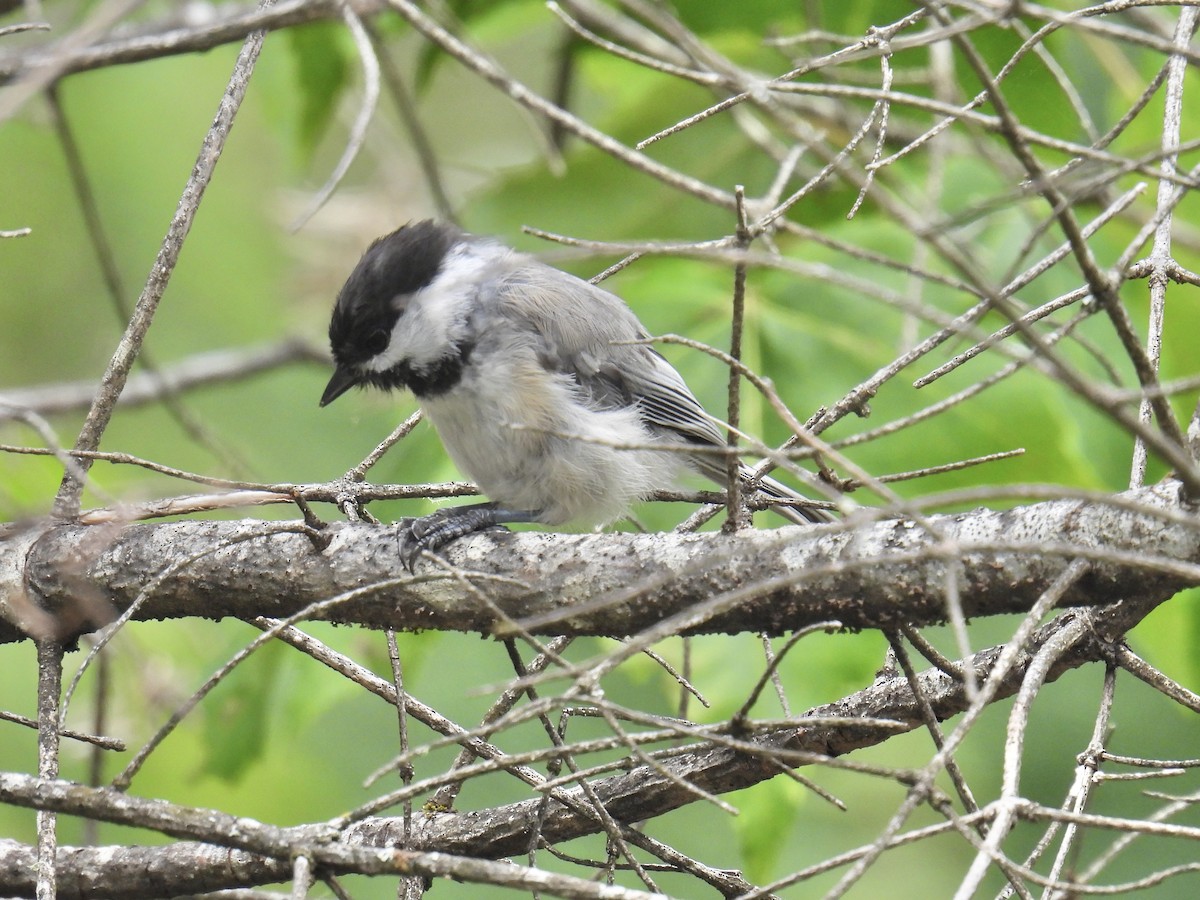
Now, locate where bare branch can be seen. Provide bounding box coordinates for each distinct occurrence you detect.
[6,481,1196,645]
[51,16,273,517]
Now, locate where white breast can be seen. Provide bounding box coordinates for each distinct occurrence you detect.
[421,352,683,525]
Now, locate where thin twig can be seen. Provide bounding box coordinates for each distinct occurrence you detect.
[52,10,273,517]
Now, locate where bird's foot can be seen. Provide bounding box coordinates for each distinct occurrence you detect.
[400,503,535,571]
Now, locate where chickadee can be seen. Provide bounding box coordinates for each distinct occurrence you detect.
[320,220,829,567]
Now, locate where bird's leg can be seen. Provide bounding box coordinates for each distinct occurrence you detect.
[401,502,539,571]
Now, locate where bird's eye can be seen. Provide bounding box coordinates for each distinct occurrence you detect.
[365,328,389,356]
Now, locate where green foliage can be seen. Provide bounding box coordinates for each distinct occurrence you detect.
[286,22,352,158]
[731,777,807,882]
[200,639,288,782]
[412,0,539,89]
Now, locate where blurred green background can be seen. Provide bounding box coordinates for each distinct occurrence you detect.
[2,0,1200,896]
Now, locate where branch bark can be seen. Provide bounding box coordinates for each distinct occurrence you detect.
[2,482,1195,645]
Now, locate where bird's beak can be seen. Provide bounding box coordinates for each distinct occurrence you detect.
[320,366,360,407]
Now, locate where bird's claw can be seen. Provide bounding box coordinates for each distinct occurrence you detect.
[399,507,512,572]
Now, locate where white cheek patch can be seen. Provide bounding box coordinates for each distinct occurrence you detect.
[360,294,412,373]
[361,243,503,373]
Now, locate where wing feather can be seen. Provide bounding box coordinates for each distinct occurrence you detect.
[496,261,723,445]
[493,258,830,523]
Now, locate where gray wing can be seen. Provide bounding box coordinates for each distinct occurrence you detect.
[495,259,831,523]
[496,260,726,451]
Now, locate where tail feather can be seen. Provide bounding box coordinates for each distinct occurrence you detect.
[681,443,833,523]
[746,468,833,524]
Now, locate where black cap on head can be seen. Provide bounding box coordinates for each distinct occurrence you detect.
[321,220,461,405]
[356,220,460,300]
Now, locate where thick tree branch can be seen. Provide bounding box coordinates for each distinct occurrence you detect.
[1,482,1194,645]
[0,838,293,900]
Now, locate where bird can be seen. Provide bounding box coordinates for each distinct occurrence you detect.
[319,220,829,568]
